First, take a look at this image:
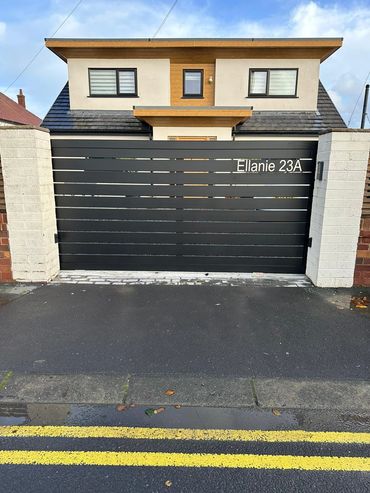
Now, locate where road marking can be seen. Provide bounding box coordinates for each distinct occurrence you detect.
[0,426,369,444]
[0,450,369,471]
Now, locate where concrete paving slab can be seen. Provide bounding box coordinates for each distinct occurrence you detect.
[127,375,254,407]
[254,378,370,410]
[0,374,129,404]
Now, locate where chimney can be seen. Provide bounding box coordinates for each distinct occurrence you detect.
[17,89,26,108]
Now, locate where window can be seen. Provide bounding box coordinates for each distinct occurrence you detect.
[89,68,137,97]
[183,69,203,98]
[248,69,298,97]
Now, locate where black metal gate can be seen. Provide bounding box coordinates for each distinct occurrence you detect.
[52,139,317,273]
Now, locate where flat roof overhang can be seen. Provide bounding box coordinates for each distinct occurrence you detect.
[133,106,253,127]
[45,37,343,63]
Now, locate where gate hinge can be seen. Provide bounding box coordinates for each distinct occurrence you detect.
[54,233,59,244]
[308,237,312,248]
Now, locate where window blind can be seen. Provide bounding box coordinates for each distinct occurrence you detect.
[250,71,267,94]
[118,70,136,95]
[269,70,297,96]
[89,70,116,95]
[184,71,202,95]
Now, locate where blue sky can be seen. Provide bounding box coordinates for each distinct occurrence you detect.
[0,0,369,127]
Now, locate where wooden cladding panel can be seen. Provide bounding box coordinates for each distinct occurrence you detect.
[362,155,370,216]
[55,47,335,62]
[170,63,215,106]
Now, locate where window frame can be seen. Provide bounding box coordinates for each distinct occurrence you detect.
[182,69,204,99]
[88,68,138,98]
[248,68,298,98]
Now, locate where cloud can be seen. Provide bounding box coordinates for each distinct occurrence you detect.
[0,21,6,39]
[0,0,369,127]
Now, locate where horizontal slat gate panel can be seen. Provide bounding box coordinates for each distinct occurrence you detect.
[57,220,307,234]
[58,232,306,246]
[56,208,308,222]
[51,140,317,150]
[54,183,311,197]
[55,196,310,209]
[53,170,313,186]
[53,158,316,173]
[52,139,317,273]
[52,147,316,159]
[59,243,304,256]
[58,256,305,273]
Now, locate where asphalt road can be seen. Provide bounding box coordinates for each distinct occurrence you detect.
[0,403,369,492]
[0,283,369,379]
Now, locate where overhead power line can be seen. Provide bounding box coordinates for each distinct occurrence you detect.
[4,0,84,94]
[152,0,179,38]
[347,69,370,127]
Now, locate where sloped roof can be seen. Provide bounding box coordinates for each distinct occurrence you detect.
[42,84,150,134]
[42,81,346,135]
[0,92,42,126]
[236,82,346,134]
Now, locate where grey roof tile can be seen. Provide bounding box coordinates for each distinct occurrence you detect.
[42,81,346,135]
[42,83,150,134]
[236,82,346,134]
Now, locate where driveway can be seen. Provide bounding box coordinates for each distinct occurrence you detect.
[0,282,368,379]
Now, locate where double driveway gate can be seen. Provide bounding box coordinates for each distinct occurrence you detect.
[52,140,317,273]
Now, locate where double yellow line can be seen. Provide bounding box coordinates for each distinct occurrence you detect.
[0,426,369,471]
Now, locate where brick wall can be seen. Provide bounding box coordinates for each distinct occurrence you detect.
[354,155,370,286]
[0,159,12,282]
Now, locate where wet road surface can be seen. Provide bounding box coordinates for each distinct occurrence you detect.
[0,403,369,492]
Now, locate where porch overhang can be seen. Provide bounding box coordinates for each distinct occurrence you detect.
[133,106,253,127]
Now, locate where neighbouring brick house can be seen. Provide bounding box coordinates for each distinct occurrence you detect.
[0,90,41,282]
[354,156,370,286]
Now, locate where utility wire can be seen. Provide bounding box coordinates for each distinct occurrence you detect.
[152,0,179,38]
[347,69,370,127]
[4,0,84,94]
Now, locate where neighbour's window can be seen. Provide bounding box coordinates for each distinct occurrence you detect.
[249,69,298,97]
[183,69,203,97]
[89,68,138,97]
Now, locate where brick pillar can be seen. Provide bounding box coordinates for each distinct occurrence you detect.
[354,217,370,286]
[306,130,370,287]
[0,126,59,282]
[0,159,12,282]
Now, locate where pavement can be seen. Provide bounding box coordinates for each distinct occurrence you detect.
[0,403,369,492]
[0,281,368,381]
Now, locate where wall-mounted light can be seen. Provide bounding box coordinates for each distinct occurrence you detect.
[208,76,213,84]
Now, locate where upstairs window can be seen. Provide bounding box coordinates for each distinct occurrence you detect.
[249,69,298,97]
[183,69,203,98]
[89,68,138,97]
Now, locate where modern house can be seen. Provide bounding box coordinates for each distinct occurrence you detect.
[41,38,347,275]
[0,90,41,126]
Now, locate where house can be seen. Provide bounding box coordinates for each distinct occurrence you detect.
[41,38,347,274]
[0,90,41,126]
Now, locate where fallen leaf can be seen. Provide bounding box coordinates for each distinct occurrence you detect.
[154,407,165,414]
[145,407,165,416]
[272,408,281,416]
[116,404,127,412]
[164,480,173,487]
[351,296,369,309]
[164,389,176,396]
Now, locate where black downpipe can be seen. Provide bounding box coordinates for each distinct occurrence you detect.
[360,84,369,129]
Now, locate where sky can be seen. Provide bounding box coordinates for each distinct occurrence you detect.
[0,0,369,127]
